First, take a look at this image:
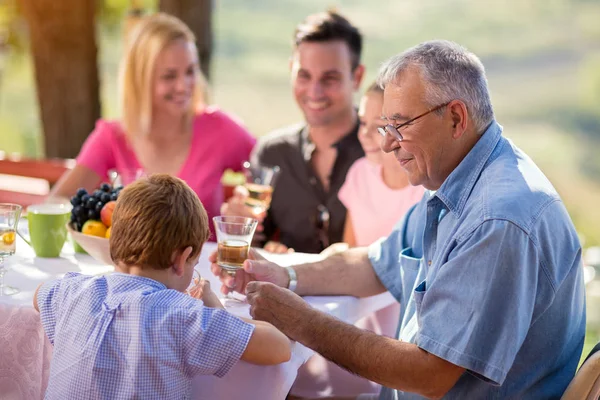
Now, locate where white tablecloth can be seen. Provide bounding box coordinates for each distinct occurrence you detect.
[0,227,395,400]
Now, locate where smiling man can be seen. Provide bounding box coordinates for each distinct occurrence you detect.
[221,10,365,254]
[213,40,586,399]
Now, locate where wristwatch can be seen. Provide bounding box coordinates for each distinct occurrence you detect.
[285,266,297,292]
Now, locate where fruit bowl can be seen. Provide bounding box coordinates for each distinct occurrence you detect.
[67,224,114,266]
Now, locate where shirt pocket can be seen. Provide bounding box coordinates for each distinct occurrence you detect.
[399,247,422,304]
[399,247,421,270]
[413,280,427,327]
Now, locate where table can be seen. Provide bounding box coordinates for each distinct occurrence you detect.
[0,226,395,400]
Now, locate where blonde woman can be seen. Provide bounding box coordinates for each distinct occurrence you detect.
[51,13,255,235]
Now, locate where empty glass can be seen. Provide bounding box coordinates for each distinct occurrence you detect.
[0,203,22,296]
[109,167,147,187]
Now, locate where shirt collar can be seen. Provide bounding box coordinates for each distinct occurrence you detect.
[299,117,360,162]
[434,121,503,217]
[108,272,167,292]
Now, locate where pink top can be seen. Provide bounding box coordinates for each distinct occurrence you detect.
[76,106,256,239]
[338,157,425,246]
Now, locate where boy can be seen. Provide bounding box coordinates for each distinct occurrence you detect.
[34,174,290,399]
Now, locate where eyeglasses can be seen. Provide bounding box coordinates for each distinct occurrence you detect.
[377,101,451,142]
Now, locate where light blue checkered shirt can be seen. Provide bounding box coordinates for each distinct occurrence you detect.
[37,272,254,400]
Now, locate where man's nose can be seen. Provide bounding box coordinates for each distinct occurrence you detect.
[380,131,397,153]
[308,81,325,98]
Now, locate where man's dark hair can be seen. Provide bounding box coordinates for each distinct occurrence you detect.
[294,10,362,70]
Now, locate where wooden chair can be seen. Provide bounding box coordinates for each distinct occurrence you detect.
[561,342,600,400]
[0,154,74,207]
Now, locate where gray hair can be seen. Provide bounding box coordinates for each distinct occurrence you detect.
[377,40,494,134]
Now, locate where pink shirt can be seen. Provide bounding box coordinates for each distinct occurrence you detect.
[76,106,256,239]
[338,157,425,246]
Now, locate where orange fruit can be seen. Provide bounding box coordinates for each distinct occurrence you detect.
[82,220,108,238]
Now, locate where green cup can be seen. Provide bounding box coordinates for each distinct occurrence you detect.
[24,204,71,258]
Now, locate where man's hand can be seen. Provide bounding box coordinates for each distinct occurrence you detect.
[220,185,266,231]
[209,248,289,295]
[245,281,313,339]
[319,242,349,258]
[188,278,224,309]
[264,241,294,254]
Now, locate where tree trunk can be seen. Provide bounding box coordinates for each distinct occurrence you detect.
[19,0,100,159]
[158,0,213,80]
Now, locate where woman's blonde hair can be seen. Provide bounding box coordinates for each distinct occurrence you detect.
[119,12,208,137]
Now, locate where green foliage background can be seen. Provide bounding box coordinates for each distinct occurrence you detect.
[2,0,600,244]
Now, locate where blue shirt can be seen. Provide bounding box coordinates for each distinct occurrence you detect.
[37,272,254,400]
[368,121,586,399]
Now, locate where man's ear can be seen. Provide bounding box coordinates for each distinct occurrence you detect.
[171,246,194,277]
[449,100,469,139]
[352,64,365,91]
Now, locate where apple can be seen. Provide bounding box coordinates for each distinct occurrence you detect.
[82,220,108,238]
[100,201,116,227]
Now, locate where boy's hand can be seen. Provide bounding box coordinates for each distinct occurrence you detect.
[209,248,289,295]
[188,279,224,309]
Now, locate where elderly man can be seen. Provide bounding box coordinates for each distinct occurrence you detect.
[212,40,586,399]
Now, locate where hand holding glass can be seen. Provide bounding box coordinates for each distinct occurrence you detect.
[213,216,258,276]
[243,162,280,214]
[0,203,22,296]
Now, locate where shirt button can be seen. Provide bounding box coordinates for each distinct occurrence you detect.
[428,260,432,266]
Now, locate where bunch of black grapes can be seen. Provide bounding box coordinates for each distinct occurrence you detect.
[69,183,122,231]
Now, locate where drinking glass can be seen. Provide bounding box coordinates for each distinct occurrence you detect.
[243,162,280,214]
[0,203,22,296]
[109,167,147,187]
[213,216,258,276]
[186,269,202,296]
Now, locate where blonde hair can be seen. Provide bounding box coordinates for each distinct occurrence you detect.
[110,174,210,270]
[119,12,208,137]
[365,81,383,95]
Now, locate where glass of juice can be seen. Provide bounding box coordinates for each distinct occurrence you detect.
[213,216,258,276]
[242,162,280,214]
[0,203,22,296]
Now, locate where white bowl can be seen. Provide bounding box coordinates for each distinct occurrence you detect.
[67,224,114,266]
